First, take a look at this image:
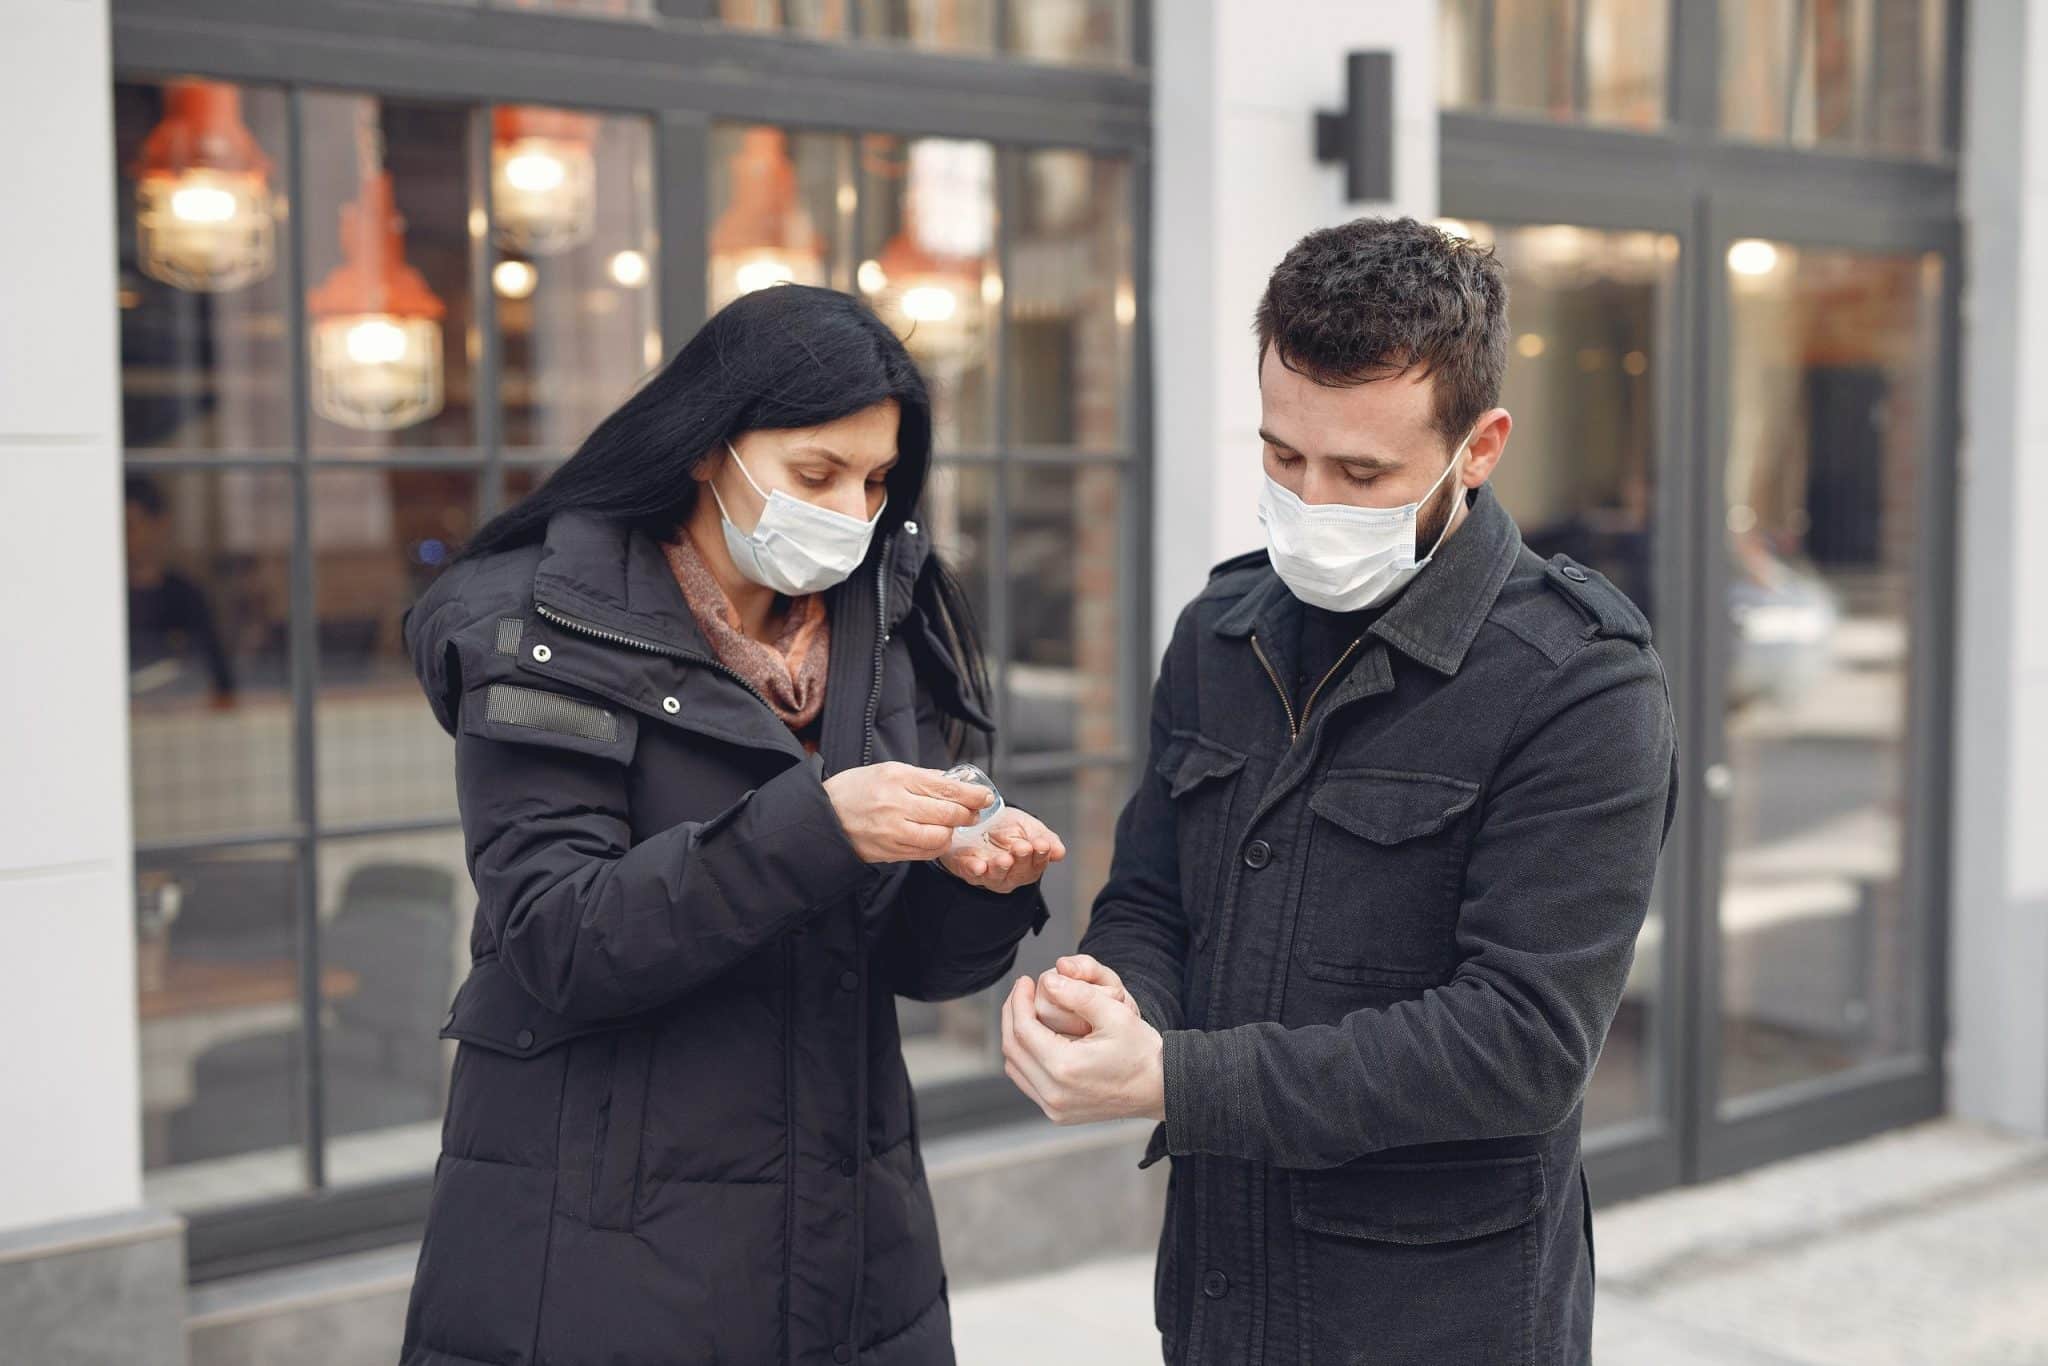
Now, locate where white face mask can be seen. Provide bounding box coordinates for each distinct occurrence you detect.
[1257,430,1475,612]
[710,440,886,596]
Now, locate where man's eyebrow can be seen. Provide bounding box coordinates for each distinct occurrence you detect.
[1258,429,1400,471]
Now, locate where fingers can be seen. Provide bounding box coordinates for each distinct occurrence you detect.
[907,793,983,829]
[1034,971,1094,1036]
[909,768,995,811]
[1056,954,1126,998]
[1041,972,1125,1033]
[1000,978,1060,1108]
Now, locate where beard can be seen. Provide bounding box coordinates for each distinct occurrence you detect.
[1413,469,1467,555]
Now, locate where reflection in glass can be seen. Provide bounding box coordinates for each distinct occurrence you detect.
[859,136,997,450]
[1439,0,1666,130]
[126,469,297,845]
[920,461,994,634]
[1717,243,1938,1106]
[719,0,849,36]
[1006,463,1123,756]
[318,830,473,1187]
[1008,151,1132,449]
[499,110,658,453]
[116,81,293,454]
[314,470,474,827]
[1720,0,1948,158]
[303,94,472,451]
[1005,0,1131,64]
[707,125,843,313]
[138,844,308,1211]
[858,0,994,53]
[1467,219,1675,1129]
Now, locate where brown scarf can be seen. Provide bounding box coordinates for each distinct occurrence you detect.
[662,532,830,737]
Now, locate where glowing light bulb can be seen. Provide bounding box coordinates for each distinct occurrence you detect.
[902,284,958,323]
[1727,239,1780,276]
[608,249,649,288]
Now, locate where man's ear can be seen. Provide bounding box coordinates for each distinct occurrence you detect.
[1465,408,1512,484]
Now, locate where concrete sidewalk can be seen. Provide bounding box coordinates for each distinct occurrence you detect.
[952,1120,2048,1365]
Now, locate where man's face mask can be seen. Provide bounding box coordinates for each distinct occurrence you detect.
[1257,427,1475,612]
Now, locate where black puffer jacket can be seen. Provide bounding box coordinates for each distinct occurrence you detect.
[397,509,1046,1366]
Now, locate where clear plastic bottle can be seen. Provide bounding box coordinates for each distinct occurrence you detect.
[943,762,1006,848]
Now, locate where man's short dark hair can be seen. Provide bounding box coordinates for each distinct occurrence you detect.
[1254,216,1509,447]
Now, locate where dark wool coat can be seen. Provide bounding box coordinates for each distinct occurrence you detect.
[398,510,1046,1366]
[1082,485,1678,1366]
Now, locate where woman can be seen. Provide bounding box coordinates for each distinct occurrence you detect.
[399,284,1063,1366]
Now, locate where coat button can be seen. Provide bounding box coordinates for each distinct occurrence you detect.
[840,1156,859,1177]
[662,696,680,714]
[515,1028,534,1049]
[834,1346,853,1364]
[1202,1269,1229,1299]
[531,644,552,663]
[1243,840,1272,870]
[903,520,919,535]
[1561,564,1589,583]
[839,970,859,992]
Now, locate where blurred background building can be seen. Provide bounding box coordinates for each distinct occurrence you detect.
[1,1,2043,1361]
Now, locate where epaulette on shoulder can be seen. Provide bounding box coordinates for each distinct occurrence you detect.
[1208,547,1270,579]
[1542,554,1651,645]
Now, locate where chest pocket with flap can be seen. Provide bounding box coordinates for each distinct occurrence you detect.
[1294,768,1480,987]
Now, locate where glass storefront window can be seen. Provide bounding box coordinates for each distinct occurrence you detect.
[126,468,297,845]
[312,469,474,827]
[708,125,851,311]
[494,108,660,454]
[721,0,1135,65]
[302,95,474,453]
[1720,0,1949,159]
[1458,219,1677,1131]
[1440,0,1667,130]
[116,81,294,456]
[1008,150,1133,450]
[858,134,999,450]
[1716,242,1940,1106]
[1006,0,1132,66]
[317,829,474,1187]
[137,843,308,1211]
[1007,463,1127,758]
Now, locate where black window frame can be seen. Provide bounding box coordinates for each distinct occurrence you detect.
[1441,0,1966,1203]
[112,0,1153,1282]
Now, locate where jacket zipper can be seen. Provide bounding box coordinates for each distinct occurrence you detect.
[859,534,895,766]
[1249,630,1366,744]
[534,600,782,721]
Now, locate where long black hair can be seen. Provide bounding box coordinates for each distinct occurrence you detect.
[462,283,992,752]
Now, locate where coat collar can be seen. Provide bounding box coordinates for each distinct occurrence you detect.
[530,509,932,658]
[1214,481,1522,677]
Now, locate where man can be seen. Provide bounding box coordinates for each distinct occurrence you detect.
[999,216,1677,1365]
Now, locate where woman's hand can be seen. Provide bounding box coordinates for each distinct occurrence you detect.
[937,806,1065,893]
[823,762,993,863]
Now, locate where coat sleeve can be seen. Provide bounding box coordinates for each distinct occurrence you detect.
[457,687,878,1022]
[1159,637,1677,1169]
[1074,622,1193,1033]
[874,679,1048,1004]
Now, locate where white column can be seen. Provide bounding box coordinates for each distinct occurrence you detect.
[0,0,143,1227]
[1951,0,2048,1138]
[1149,0,1439,649]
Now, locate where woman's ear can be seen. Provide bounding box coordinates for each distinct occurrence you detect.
[691,446,724,484]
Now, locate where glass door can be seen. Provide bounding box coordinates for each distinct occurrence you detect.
[1692,209,1955,1177]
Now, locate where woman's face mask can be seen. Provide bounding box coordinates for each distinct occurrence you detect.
[709,440,886,596]
[1258,427,1475,612]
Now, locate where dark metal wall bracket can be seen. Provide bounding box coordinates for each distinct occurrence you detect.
[1315,50,1395,202]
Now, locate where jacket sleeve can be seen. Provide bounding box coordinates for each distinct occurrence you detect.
[1159,637,1678,1169]
[1075,624,1193,1033]
[875,680,1048,1004]
[457,692,877,1022]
